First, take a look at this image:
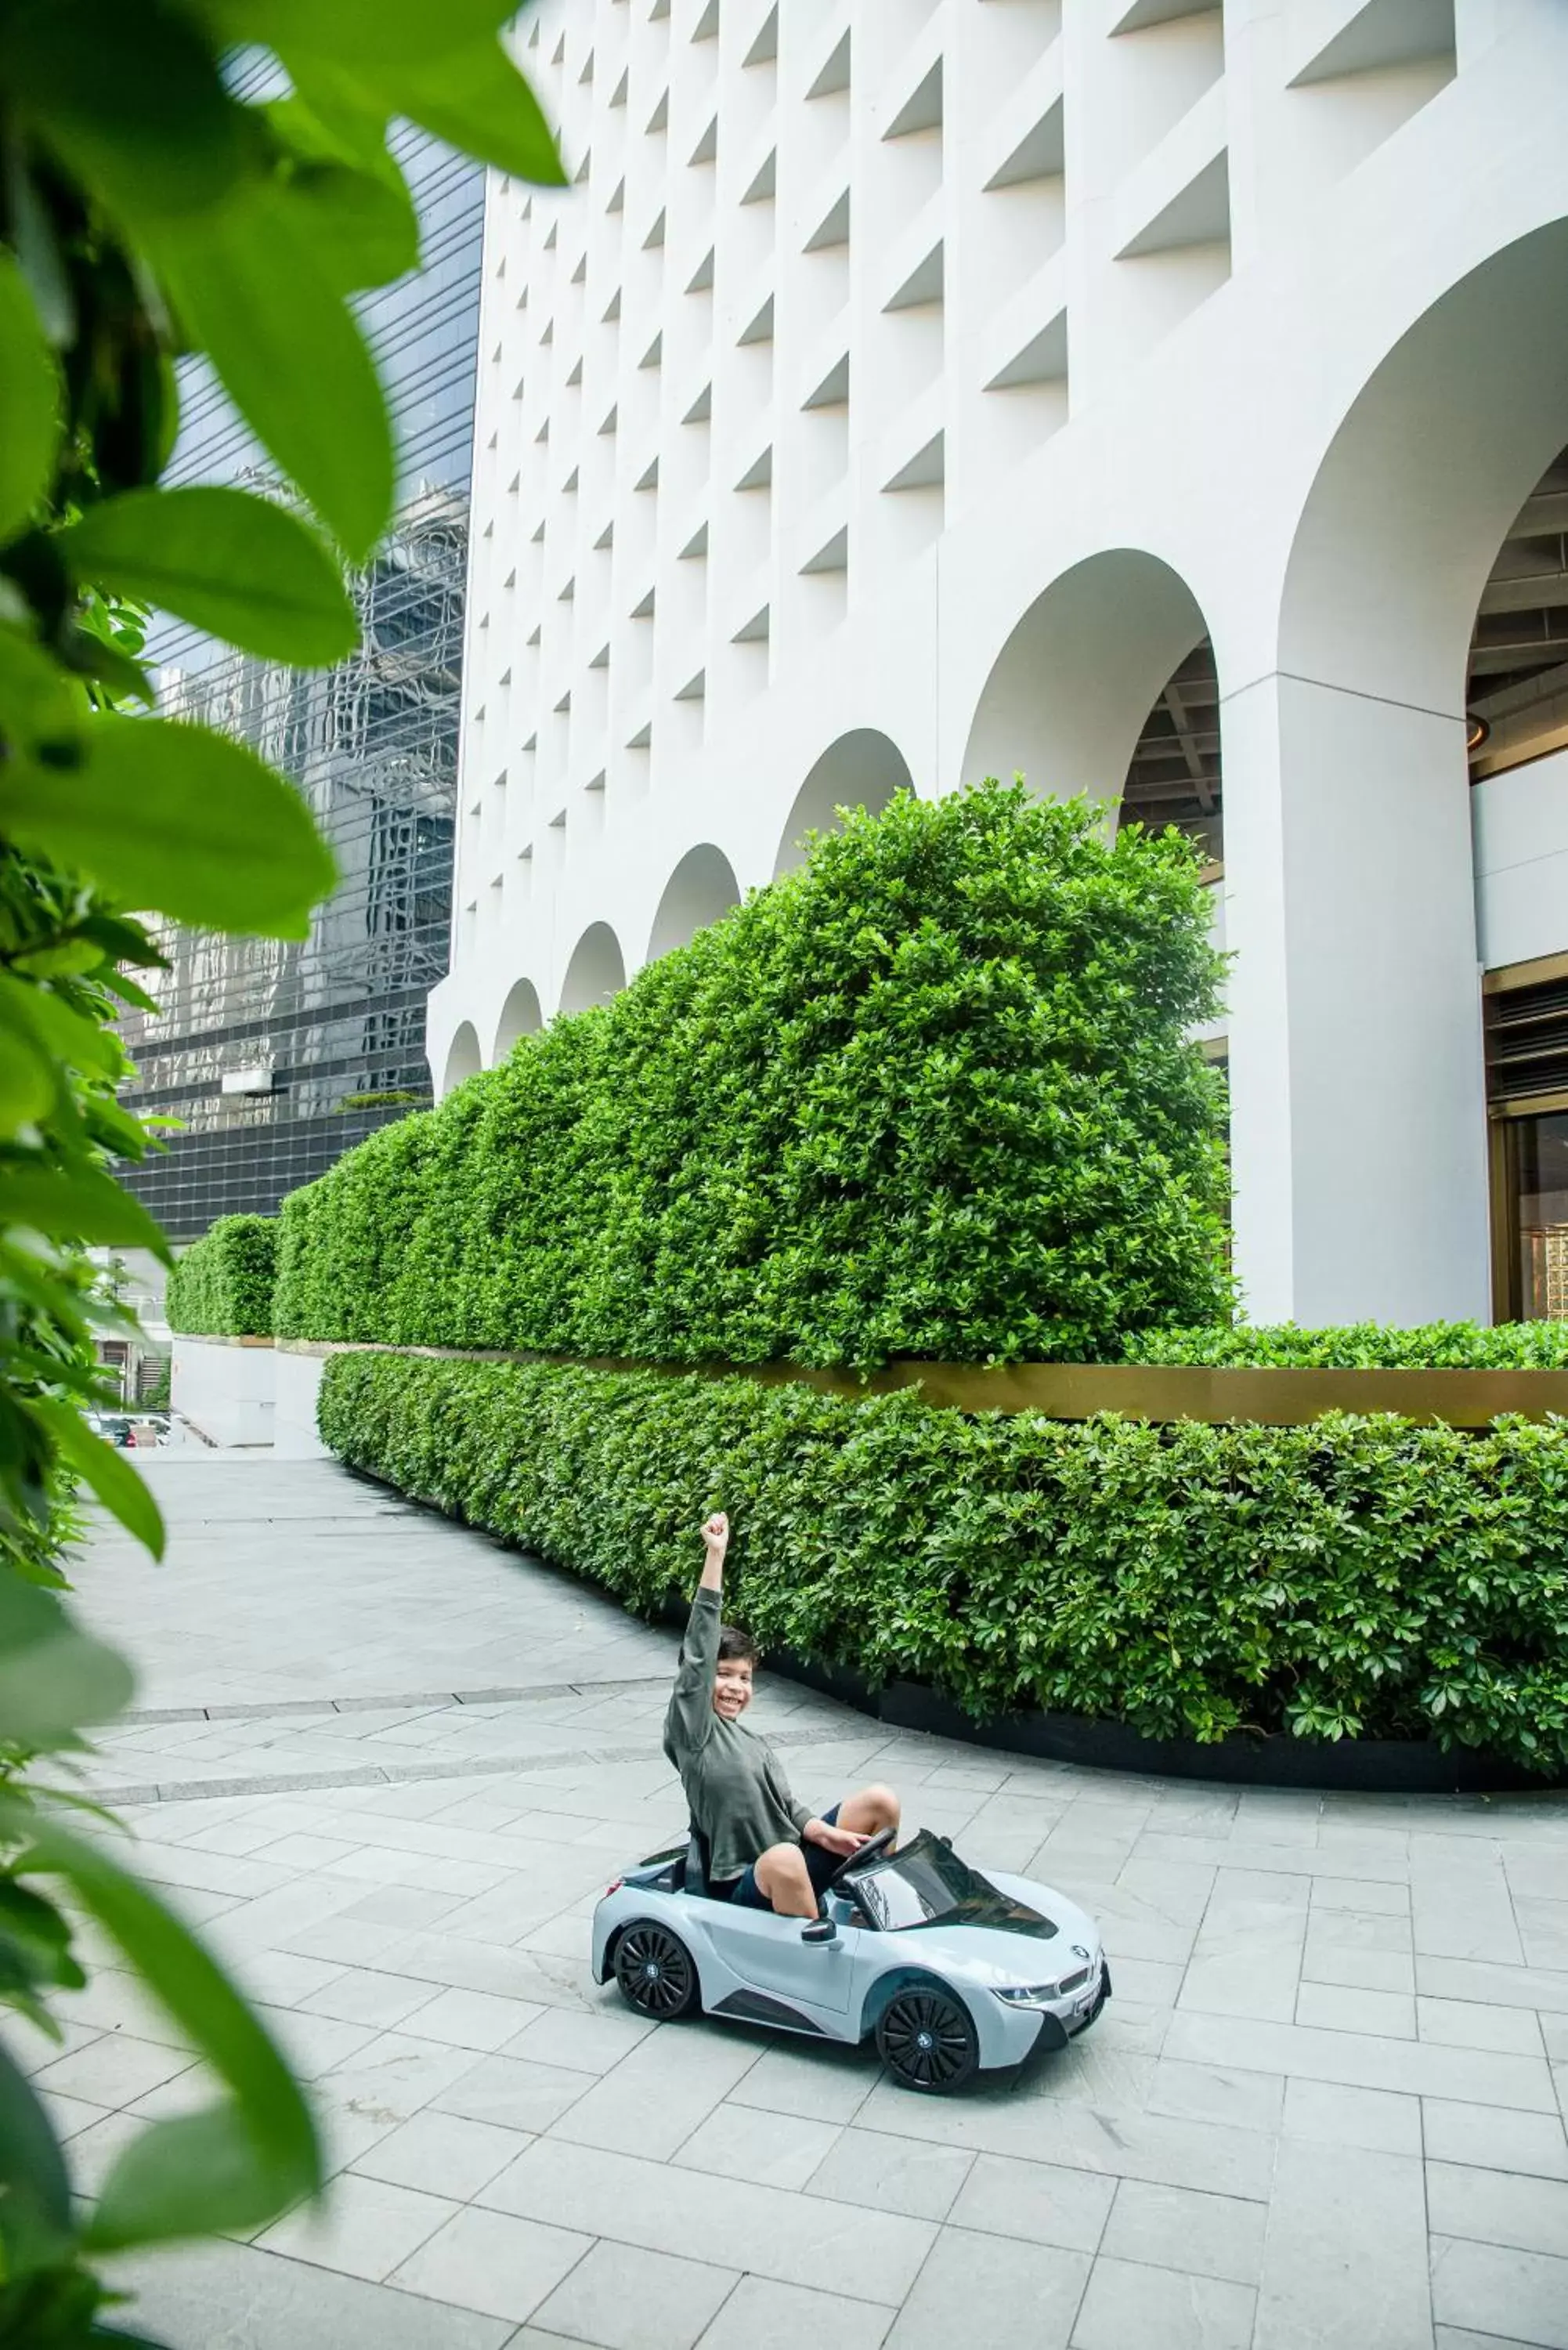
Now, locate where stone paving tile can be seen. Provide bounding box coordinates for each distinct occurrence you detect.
[672,2099,842,2191]
[106,2236,516,2349]
[388,2203,593,2322]
[529,2239,739,2350]
[944,2149,1114,2252]
[479,2137,937,2306]
[255,2173,457,2281]
[1430,2238,1568,2350]
[1071,2258,1255,2350]
[1100,2179,1267,2286]
[805,2128,974,2223]
[885,2226,1089,2349]
[39,1457,1568,2350]
[695,2276,894,2350]
[1255,2140,1430,2350]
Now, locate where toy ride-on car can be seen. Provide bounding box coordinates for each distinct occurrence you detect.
[591,1824,1110,2094]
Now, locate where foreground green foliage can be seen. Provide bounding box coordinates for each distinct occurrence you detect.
[320,1353,1568,1773]
[0,4,562,2336]
[277,785,1230,1367]
[165,1215,277,1338]
[1125,1321,1568,1368]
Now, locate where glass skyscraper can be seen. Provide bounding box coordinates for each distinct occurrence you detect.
[117,124,482,1242]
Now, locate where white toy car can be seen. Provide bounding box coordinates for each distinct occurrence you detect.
[591,1824,1110,2093]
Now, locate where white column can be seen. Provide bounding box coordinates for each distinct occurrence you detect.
[1224,669,1490,1325]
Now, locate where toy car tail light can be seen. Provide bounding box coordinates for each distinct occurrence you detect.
[604,1878,623,1896]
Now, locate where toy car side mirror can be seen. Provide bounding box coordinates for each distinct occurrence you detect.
[800,1917,838,1944]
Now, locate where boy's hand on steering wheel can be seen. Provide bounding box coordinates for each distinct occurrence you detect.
[806,1818,865,1858]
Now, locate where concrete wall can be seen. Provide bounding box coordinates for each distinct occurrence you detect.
[275,1350,330,1461]
[171,1338,276,1449]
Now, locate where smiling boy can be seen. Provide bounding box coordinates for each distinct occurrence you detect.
[662,1512,900,1918]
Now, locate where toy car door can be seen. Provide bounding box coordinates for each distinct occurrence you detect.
[703,1902,860,2020]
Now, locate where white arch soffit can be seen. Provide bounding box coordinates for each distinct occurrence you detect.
[441,1021,482,1098]
[492,975,544,1063]
[558,920,627,1014]
[960,549,1209,812]
[773,728,913,878]
[1279,221,1568,710]
[646,843,742,964]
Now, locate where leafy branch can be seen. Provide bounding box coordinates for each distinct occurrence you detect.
[0,4,563,2338]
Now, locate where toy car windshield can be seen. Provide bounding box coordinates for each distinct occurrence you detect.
[846,1828,1061,1938]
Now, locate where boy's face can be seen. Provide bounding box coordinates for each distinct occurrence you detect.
[713,1655,753,1722]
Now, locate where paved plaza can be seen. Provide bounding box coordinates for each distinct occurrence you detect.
[14,1454,1568,2349]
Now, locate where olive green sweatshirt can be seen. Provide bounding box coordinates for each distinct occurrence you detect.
[662,1587,813,1883]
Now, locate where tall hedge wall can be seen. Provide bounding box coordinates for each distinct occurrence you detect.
[276,783,1229,1367]
[165,1214,277,1338]
[319,1352,1568,1772]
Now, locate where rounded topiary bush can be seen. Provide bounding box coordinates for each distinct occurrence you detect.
[276,781,1230,1366]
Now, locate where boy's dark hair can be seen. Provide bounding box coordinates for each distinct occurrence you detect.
[718,1623,760,1668]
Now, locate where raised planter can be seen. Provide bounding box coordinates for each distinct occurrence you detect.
[764,1650,1564,1795]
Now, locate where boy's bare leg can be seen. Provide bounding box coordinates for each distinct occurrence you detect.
[753,1842,818,1918]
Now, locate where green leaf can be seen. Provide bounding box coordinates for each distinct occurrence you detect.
[0,1875,85,1997]
[214,0,516,63]
[90,2103,316,2249]
[0,974,125,1081]
[0,1574,134,1745]
[60,488,359,667]
[33,1399,165,1558]
[0,252,63,547]
[0,621,84,772]
[0,716,337,939]
[5,0,247,228]
[0,2038,74,2276]
[0,1025,57,1140]
[0,1162,169,1258]
[154,193,394,560]
[328,42,567,185]
[16,1824,320,2248]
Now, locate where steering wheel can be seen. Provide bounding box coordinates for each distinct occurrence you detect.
[828,1824,896,1890]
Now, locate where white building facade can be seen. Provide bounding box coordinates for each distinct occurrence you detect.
[431,0,1568,1331]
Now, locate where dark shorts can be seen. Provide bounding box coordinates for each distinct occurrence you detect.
[719,1804,843,1911]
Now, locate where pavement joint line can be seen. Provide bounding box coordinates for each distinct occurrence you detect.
[76,1723,865,1807]
[115,1673,675,1727]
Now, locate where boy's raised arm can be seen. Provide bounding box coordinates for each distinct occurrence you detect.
[663,1513,728,1762]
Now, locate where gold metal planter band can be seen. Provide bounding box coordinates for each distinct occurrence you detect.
[273,1339,1568,1429]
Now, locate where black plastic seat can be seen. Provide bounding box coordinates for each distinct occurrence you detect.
[685,1824,716,1898]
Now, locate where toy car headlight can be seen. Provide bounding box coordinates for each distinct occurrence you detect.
[992,1982,1065,2008]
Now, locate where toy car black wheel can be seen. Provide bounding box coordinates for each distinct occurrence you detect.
[612,1921,699,2020]
[876,1984,979,2094]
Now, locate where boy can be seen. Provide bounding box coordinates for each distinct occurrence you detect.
[663,1511,900,1917]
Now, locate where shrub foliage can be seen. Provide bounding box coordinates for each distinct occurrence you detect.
[320,1352,1568,1773]
[277,784,1229,1367]
[167,1214,277,1337]
[1125,1321,1568,1368]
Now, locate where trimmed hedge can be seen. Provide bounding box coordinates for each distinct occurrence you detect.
[166,1214,277,1337]
[276,783,1229,1367]
[1125,1321,1568,1368]
[319,1351,1568,1773]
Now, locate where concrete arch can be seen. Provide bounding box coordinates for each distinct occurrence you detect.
[1279,221,1568,714]
[558,920,626,1014]
[960,550,1210,811]
[647,844,742,962]
[773,728,911,877]
[1229,222,1568,1336]
[441,1021,482,1097]
[493,976,544,1062]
